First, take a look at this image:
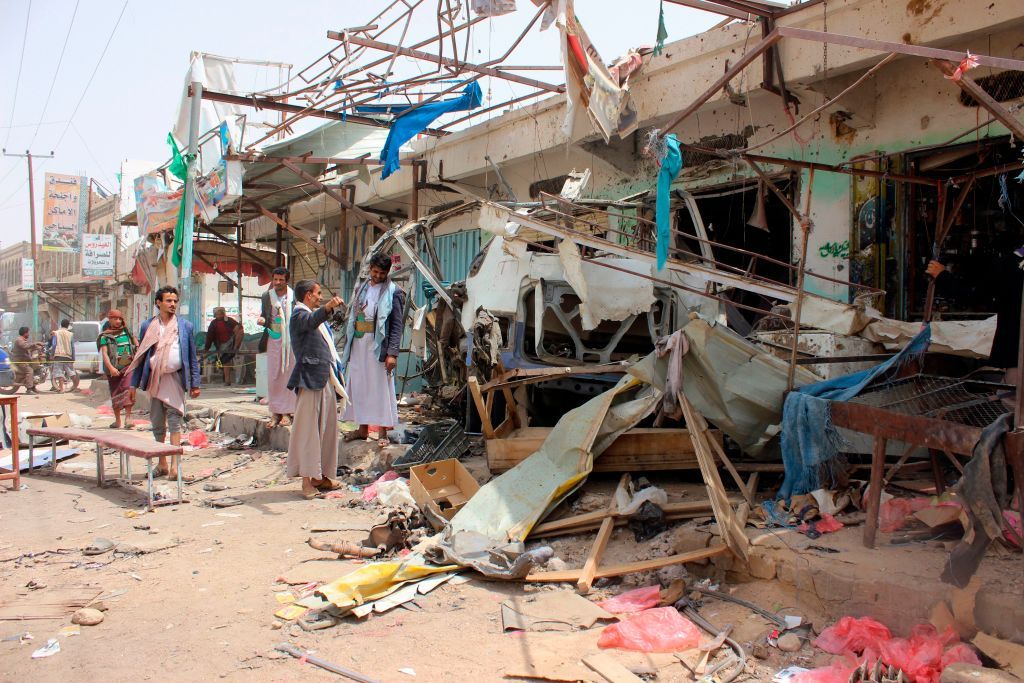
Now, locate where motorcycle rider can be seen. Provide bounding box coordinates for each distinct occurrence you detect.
[10,326,44,394]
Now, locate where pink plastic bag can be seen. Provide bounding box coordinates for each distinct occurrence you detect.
[597,586,661,614]
[361,470,399,501]
[96,404,113,415]
[879,497,931,532]
[799,513,845,535]
[814,616,892,655]
[597,607,701,653]
[188,430,209,448]
[793,659,858,683]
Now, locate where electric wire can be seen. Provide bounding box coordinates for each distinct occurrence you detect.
[3,0,33,151]
[28,0,79,149]
[51,0,129,152]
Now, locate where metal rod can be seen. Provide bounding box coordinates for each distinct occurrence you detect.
[776,25,1024,71]
[334,34,565,93]
[787,168,814,392]
[660,29,781,136]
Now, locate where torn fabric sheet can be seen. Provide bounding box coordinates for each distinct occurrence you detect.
[558,240,656,330]
[448,365,661,542]
[778,325,931,500]
[379,81,482,179]
[655,134,682,271]
[860,314,995,359]
[172,54,243,165]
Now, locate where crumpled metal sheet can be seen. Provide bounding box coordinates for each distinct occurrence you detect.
[659,317,818,456]
[424,528,553,580]
[448,367,661,543]
[558,240,656,330]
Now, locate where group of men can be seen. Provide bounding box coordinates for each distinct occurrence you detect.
[123,254,404,499]
[259,255,404,498]
[7,319,78,394]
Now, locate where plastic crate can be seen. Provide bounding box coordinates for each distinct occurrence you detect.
[392,420,471,471]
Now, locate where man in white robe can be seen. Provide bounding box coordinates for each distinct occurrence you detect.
[258,267,297,427]
[341,253,406,440]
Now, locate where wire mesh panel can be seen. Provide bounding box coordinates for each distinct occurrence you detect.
[847,374,1013,428]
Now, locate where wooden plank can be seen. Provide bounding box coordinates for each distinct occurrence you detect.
[466,376,495,438]
[582,653,645,683]
[530,499,719,537]
[526,545,728,582]
[680,395,750,561]
[485,427,717,473]
[577,474,629,594]
[863,435,888,549]
[529,508,714,540]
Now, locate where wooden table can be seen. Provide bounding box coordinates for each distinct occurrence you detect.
[0,395,20,491]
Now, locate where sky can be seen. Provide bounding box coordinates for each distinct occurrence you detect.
[0,0,720,252]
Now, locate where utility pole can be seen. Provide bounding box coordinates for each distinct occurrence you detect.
[3,149,55,340]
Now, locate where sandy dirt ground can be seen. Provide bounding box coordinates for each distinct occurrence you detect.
[0,380,1018,682]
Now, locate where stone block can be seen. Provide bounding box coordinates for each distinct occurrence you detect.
[939,663,1019,683]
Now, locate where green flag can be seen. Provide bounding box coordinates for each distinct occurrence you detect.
[166,133,192,268]
[654,0,668,56]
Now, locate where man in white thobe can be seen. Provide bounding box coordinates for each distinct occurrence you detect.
[258,267,297,427]
[341,253,406,440]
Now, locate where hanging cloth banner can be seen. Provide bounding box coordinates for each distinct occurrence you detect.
[379,81,483,179]
[655,133,682,271]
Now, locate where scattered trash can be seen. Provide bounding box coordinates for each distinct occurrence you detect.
[879,497,932,533]
[375,479,417,508]
[798,513,844,538]
[392,420,470,470]
[773,666,809,682]
[210,497,243,508]
[31,638,60,659]
[2,632,32,643]
[597,607,702,652]
[361,471,400,502]
[202,483,229,492]
[398,668,416,677]
[808,617,981,682]
[596,585,662,614]
[187,430,210,448]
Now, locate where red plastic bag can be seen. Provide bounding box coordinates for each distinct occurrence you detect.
[361,470,399,501]
[597,607,701,652]
[188,430,209,448]
[793,658,859,683]
[799,513,845,535]
[877,625,977,683]
[814,616,892,655]
[96,404,113,416]
[597,586,661,614]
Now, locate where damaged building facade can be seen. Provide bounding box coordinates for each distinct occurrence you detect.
[266,0,1023,405]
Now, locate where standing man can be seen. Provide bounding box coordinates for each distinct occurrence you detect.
[287,279,346,499]
[128,286,201,479]
[341,253,405,442]
[204,307,242,386]
[10,326,42,394]
[50,319,77,393]
[257,267,297,427]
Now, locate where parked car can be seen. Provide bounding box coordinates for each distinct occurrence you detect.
[71,321,103,375]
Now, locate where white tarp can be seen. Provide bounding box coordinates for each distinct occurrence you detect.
[172,54,243,150]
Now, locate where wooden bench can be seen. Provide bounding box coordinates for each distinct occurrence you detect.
[25,427,185,510]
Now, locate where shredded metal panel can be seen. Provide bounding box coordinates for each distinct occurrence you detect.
[847,374,1012,428]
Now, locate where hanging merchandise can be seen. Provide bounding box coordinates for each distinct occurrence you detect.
[379,81,483,180]
[655,134,682,271]
[471,0,516,17]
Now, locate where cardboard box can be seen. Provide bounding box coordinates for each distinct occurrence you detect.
[409,459,480,530]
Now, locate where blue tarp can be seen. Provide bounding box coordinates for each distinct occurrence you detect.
[655,134,682,271]
[379,81,483,180]
[778,324,932,499]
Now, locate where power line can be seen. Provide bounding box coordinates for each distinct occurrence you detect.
[3,0,33,151]
[28,0,80,149]
[51,0,129,152]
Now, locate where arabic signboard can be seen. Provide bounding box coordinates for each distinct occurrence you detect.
[82,233,115,279]
[42,173,88,253]
[21,258,34,290]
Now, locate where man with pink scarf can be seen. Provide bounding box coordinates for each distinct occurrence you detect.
[128,286,201,479]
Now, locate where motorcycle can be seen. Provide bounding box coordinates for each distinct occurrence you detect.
[0,343,51,394]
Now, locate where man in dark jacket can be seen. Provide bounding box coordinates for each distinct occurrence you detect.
[340,253,406,442]
[286,279,346,499]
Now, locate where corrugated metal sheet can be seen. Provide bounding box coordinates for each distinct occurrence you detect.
[414,229,483,306]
